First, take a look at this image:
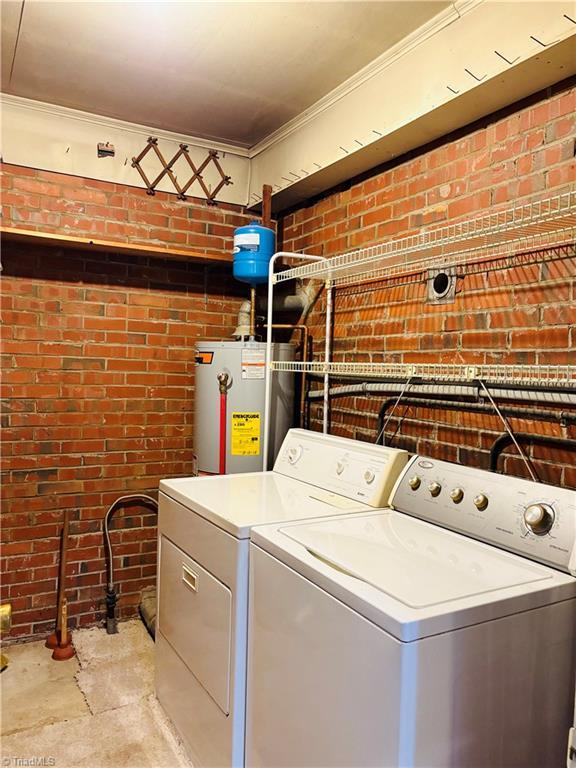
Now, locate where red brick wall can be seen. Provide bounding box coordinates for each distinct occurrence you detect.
[1,163,250,256]
[1,170,254,639]
[280,81,576,487]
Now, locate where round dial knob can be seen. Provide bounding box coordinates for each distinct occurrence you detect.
[408,476,421,490]
[287,445,303,465]
[523,503,555,536]
[364,469,376,485]
[336,460,345,475]
[428,481,442,497]
[474,493,489,511]
[450,487,464,504]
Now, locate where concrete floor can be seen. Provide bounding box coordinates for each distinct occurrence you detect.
[1,620,193,768]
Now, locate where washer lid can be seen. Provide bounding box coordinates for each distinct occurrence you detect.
[280,512,551,609]
[252,510,576,640]
[160,472,372,539]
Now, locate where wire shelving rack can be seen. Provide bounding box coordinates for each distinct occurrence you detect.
[262,191,576,467]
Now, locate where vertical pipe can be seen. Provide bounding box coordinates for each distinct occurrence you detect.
[217,373,229,474]
[249,285,257,338]
[263,252,327,470]
[323,280,333,434]
[262,184,273,228]
[219,392,227,474]
[263,256,277,470]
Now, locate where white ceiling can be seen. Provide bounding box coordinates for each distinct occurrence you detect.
[1,1,448,147]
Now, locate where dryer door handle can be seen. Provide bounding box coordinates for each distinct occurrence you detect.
[182,563,198,592]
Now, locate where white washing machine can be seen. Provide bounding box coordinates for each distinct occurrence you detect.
[155,428,409,767]
[247,455,576,768]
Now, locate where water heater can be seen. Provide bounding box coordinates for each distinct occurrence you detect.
[194,340,294,474]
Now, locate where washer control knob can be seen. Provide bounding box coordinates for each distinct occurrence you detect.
[336,460,345,475]
[408,476,421,490]
[364,469,376,485]
[450,487,464,504]
[473,493,489,511]
[523,503,555,536]
[428,481,442,497]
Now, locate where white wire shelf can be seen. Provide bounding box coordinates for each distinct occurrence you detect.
[274,191,576,287]
[270,361,576,387]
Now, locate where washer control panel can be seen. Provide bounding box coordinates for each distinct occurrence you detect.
[391,456,576,574]
[274,429,409,507]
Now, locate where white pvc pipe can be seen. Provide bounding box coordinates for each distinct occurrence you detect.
[262,252,326,470]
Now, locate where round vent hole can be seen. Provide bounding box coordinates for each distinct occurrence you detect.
[432,271,451,298]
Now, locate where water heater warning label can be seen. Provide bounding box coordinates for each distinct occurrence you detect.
[231,412,261,456]
[241,349,266,380]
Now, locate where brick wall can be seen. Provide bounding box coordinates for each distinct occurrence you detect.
[1,162,251,257]
[280,81,576,487]
[1,170,254,639]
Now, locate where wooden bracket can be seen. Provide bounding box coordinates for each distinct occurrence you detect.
[131,137,233,204]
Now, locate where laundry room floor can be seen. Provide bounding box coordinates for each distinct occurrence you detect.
[1,620,193,768]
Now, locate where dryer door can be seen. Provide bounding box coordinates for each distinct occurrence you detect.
[158,535,232,714]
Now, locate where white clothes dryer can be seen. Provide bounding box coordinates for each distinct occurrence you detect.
[155,429,409,767]
[247,456,576,768]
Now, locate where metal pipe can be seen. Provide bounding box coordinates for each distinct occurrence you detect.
[270,324,309,428]
[306,378,576,407]
[263,252,326,469]
[249,286,257,339]
[489,433,576,473]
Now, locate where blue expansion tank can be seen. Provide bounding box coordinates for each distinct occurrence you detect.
[233,222,275,285]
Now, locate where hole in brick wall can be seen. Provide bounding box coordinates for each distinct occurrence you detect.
[432,271,451,298]
[427,267,457,304]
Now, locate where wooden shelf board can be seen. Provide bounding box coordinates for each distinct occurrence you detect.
[0,226,232,265]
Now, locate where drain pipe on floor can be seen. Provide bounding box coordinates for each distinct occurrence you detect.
[103,494,158,634]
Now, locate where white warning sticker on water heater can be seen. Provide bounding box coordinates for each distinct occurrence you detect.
[241,349,266,380]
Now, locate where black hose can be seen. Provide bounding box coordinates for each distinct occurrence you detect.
[103,494,158,634]
[489,433,576,473]
[375,398,575,446]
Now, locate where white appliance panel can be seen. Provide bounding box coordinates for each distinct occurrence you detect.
[274,428,409,506]
[160,472,371,539]
[246,545,402,768]
[251,510,576,640]
[279,511,553,607]
[392,455,576,573]
[158,536,232,714]
[156,633,232,768]
[246,544,576,768]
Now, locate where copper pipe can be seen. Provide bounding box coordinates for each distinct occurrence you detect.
[250,286,257,338]
[270,324,309,428]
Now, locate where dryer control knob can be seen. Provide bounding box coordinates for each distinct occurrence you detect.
[287,445,303,465]
[524,503,555,536]
[450,487,464,504]
[336,460,345,475]
[473,493,489,511]
[428,481,442,497]
[408,475,421,490]
[364,469,376,484]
